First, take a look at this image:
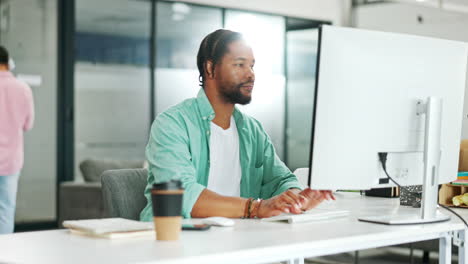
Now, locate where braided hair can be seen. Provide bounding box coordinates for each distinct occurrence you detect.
[196,29,243,88]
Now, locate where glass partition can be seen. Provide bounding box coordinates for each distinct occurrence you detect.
[286,28,319,171]
[225,11,286,159]
[154,2,222,115]
[74,0,151,181]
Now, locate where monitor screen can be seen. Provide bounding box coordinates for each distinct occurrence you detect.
[308,25,468,190]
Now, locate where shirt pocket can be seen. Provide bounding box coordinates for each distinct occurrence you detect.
[249,165,264,198]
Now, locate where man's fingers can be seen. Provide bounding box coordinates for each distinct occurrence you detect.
[321,192,330,201]
[320,190,335,201]
[280,195,301,212]
[300,188,320,200]
[273,201,291,213]
[274,199,301,214]
[284,191,303,208]
[262,189,337,217]
[302,189,336,201]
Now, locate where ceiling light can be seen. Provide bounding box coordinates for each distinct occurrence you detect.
[172,3,191,15]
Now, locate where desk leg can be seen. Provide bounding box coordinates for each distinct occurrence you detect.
[285,258,304,264]
[439,233,452,264]
[457,229,467,264]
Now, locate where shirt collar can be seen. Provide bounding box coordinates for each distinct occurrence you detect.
[0,71,13,77]
[233,107,244,128]
[196,88,244,127]
[196,88,215,121]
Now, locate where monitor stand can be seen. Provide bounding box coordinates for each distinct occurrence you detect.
[359,97,450,225]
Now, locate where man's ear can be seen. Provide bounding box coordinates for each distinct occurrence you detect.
[205,60,215,79]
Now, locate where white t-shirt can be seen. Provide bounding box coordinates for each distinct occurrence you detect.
[207,116,242,197]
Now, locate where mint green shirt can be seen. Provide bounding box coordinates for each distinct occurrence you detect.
[140,89,302,221]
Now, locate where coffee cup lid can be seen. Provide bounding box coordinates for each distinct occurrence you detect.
[153,180,183,190]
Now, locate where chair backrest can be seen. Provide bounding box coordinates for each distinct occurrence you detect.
[101,168,148,220]
[80,159,144,182]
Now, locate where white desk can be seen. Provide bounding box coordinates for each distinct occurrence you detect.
[0,193,466,264]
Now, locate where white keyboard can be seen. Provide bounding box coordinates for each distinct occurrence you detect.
[261,208,350,224]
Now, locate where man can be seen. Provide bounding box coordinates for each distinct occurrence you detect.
[140,29,333,220]
[0,46,34,233]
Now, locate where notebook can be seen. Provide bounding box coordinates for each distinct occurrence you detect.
[63,218,155,239]
[261,208,350,224]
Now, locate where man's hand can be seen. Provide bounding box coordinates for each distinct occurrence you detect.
[256,189,336,218]
[256,189,305,218]
[298,188,335,211]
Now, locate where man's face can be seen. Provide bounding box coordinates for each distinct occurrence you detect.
[215,40,255,105]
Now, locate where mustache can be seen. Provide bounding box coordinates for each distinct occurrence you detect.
[237,81,255,88]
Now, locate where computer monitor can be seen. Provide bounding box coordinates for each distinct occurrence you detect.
[304,25,468,224]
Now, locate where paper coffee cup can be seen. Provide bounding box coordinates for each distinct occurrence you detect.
[151,180,184,241]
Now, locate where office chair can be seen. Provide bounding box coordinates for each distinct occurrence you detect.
[101,168,148,220]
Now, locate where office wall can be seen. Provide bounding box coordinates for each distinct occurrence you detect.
[354,3,468,40]
[169,0,352,25]
[0,0,57,223]
[354,2,468,140]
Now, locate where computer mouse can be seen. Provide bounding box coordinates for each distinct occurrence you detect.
[202,217,235,227]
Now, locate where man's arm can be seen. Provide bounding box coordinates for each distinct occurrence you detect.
[191,189,247,218]
[192,188,307,218]
[23,85,34,131]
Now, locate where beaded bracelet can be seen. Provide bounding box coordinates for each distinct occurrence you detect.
[243,198,253,219]
[250,198,263,219]
[246,198,255,218]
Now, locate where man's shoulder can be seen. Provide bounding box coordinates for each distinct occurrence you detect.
[0,76,32,100]
[15,77,31,88]
[156,97,198,124]
[1,75,31,91]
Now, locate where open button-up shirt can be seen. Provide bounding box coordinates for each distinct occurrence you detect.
[140,88,301,220]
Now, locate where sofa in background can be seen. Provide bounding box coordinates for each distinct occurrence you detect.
[58,159,145,226]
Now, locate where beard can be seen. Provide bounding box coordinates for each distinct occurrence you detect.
[219,81,253,105]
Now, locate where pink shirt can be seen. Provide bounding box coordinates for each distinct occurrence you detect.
[0,71,34,175]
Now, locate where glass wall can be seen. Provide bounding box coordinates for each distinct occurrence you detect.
[73,1,322,179]
[155,2,222,114]
[286,28,319,171]
[71,0,322,187]
[225,11,286,159]
[0,0,57,223]
[74,0,151,181]
[0,0,323,227]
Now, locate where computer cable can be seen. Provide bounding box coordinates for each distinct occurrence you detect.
[378,152,468,228]
[437,203,468,228]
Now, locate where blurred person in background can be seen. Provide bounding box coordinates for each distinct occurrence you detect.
[0,46,34,234]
